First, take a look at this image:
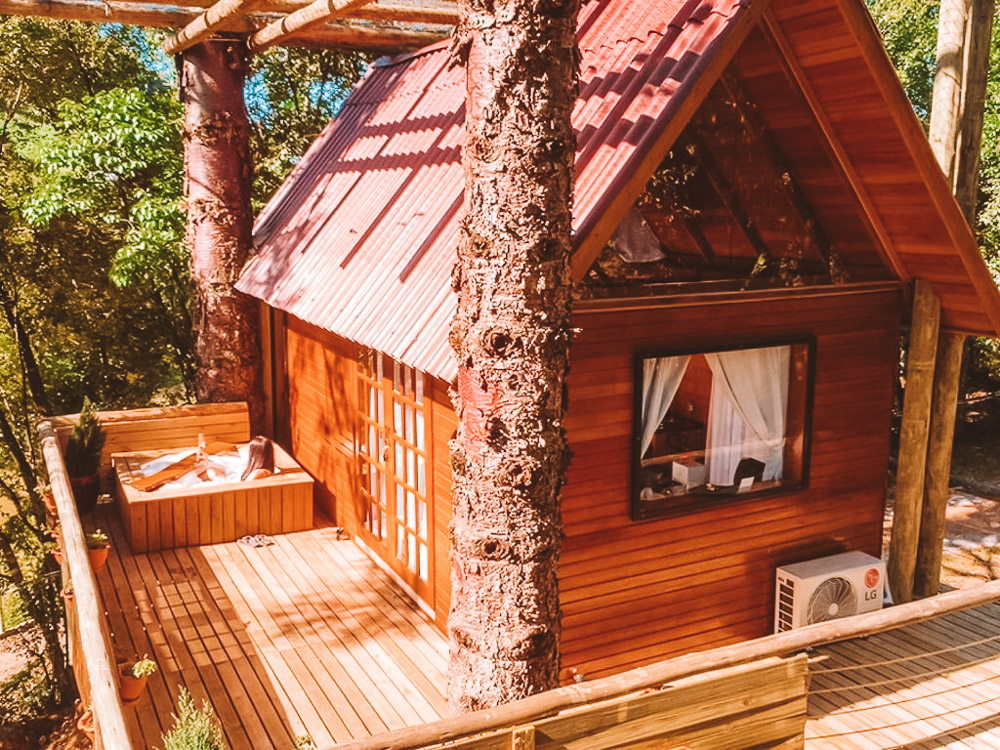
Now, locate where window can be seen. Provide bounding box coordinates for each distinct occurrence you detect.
[632,339,812,520]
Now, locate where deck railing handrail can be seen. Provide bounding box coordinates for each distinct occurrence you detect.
[331,578,1000,750]
[38,419,133,750]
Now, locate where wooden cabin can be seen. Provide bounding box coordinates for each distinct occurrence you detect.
[236,0,1000,682]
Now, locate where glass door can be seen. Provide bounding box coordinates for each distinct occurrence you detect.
[357,349,433,602]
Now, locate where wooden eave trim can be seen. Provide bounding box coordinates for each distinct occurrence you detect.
[832,0,1000,339]
[281,22,448,50]
[759,10,909,285]
[571,280,903,316]
[570,0,774,282]
[163,0,263,54]
[249,0,373,51]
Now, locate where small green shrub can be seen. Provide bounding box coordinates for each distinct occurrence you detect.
[84,529,109,549]
[161,688,226,750]
[64,398,106,478]
[131,656,157,678]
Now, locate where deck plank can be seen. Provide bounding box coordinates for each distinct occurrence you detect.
[807,601,1000,749]
[98,510,447,749]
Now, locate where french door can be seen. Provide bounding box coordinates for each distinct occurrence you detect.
[357,348,433,602]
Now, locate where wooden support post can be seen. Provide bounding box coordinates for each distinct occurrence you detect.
[914,332,964,598]
[511,725,535,750]
[889,279,940,604]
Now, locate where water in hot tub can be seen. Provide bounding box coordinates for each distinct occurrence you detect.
[139,446,250,489]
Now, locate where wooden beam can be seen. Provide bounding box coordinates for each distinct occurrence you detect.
[687,132,775,270]
[914,331,964,599]
[679,214,715,264]
[889,279,940,604]
[334,576,1000,750]
[720,72,849,284]
[0,0,216,29]
[285,21,448,51]
[249,0,372,51]
[163,0,264,55]
[164,0,458,24]
[760,11,909,284]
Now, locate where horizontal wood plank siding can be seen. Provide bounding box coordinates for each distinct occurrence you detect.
[559,286,901,681]
[285,316,361,531]
[281,314,453,632]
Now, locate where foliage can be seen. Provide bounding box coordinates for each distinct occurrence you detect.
[247,46,369,208]
[130,655,157,678]
[84,529,108,550]
[161,688,226,750]
[0,657,51,724]
[63,398,105,477]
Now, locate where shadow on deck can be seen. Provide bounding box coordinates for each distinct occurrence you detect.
[806,601,1000,749]
[92,509,448,749]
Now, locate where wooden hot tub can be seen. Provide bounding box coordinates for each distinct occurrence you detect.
[112,444,313,552]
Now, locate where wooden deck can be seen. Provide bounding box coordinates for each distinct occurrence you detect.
[807,601,1000,749]
[92,510,448,749]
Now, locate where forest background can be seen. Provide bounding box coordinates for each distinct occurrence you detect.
[0,0,997,731]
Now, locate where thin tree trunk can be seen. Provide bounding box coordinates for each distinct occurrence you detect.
[0,277,51,416]
[447,0,579,712]
[0,534,72,704]
[914,0,994,599]
[180,38,265,432]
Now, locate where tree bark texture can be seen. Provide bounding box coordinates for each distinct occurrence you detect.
[180,38,265,432]
[448,0,579,712]
[889,279,939,604]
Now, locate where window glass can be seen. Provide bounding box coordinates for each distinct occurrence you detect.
[633,341,810,520]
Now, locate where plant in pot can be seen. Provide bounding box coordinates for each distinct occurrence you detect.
[77,706,94,740]
[85,529,111,574]
[36,481,57,519]
[61,580,74,602]
[64,398,106,515]
[120,655,157,706]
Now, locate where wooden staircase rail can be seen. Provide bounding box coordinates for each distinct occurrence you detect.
[38,420,133,750]
[332,579,1000,750]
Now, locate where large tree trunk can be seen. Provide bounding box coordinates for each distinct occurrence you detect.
[913,0,994,599]
[447,0,580,712]
[180,38,265,432]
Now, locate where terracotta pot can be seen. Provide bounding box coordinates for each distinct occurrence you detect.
[69,474,100,515]
[42,493,57,518]
[52,547,62,565]
[77,709,94,740]
[119,672,148,705]
[87,545,109,574]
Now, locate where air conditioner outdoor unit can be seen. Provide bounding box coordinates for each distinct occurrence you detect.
[774,550,885,633]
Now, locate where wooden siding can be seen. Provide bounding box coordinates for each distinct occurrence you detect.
[281,315,453,629]
[559,285,902,682]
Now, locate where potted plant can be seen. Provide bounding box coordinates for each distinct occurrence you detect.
[85,529,110,574]
[162,688,226,750]
[61,581,74,603]
[64,398,106,514]
[120,655,157,706]
[36,482,57,519]
[77,706,94,741]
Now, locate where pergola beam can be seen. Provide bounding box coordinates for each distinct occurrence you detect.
[287,20,447,51]
[163,0,265,55]
[249,0,372,51]
[0,0,217,29]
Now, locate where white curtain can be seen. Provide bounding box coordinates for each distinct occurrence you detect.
[705,346,789,485]
[640,356,690,458]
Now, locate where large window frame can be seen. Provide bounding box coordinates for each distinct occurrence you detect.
[630,336,815,521]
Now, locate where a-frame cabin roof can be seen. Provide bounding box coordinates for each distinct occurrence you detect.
[237,0,1000,383]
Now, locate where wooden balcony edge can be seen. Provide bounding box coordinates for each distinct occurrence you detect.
[38,419,134,750]
[330,578,1000,750]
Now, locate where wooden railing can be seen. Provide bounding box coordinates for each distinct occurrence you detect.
[38,419,133,750]
[332,579,1000,750]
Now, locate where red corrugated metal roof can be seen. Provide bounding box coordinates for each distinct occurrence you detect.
[238,0,753,382]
